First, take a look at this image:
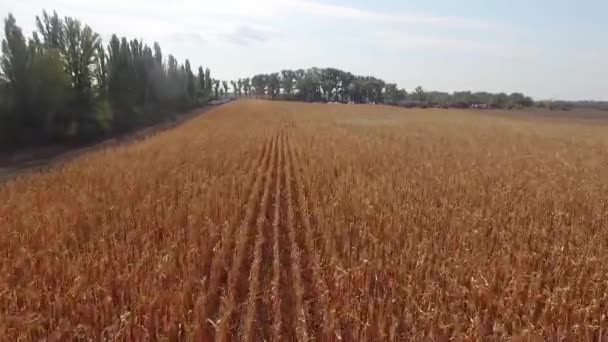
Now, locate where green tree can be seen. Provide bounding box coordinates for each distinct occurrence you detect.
[521,96,534,107]
[60,17,100,112]
[94,43,107,96]
[267,73,280,99]
[280,69,295,95]
[166,54,187,105]
[237,67,536,107]
[494,93,509,108]
[414,86,425,102]
[35,10,62,49]
[321,67,340,101]
[294,68,321,101]
[1,14,72,143]
[242,77,250,96]
[185,59,195,101]
[107,35,136,130]
[367,77,385,103]
[222,80,229,98]
[509,92,531,107]
[128,39,146,106]
[338,71,354,102]
[426,91,450,104]
[1,14,29,121]
[153,42,163,67]
[383,83,399,103]
[93,42,112,134]
[230,80,237,96]
[213,79,220,99]
[347,76,365,103]
[251,74,267,96]
[205,68,212,92]
[1,11,214,146]
[29,48,72,138]
[197,66,205,93]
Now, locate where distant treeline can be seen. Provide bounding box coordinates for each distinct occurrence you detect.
[0,11,215,150]
[1,10,561,152]
[536,100,608,111]
[237,68,535,108]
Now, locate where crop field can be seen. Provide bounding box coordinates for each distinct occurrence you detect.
[1,100,608,340]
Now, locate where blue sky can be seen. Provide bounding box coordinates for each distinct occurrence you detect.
[2,0,607,100]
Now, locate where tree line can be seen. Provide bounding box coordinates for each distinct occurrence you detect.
[0,11,215,149]
[228,67,534,108]
[1,11,539,151]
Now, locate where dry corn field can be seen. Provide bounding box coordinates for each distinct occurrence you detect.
[1,100,608,341]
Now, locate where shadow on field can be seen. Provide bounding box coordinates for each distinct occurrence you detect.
[0,103,228,183]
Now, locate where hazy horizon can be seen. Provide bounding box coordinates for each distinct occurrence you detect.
[2,0,607,101]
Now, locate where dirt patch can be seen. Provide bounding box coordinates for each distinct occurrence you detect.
[477,107,608,124]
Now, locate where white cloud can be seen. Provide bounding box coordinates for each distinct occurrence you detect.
[221,25,278,46]
[283,0,489,28]
[3,0,491,48]
[165,32,206,46]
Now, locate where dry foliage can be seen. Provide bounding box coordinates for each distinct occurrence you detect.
[1,100,608,341]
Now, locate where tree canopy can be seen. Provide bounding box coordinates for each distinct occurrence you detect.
[240,67,534,108]
[0,10,214,148]
[1,10,539,151]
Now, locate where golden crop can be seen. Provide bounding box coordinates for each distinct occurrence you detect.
[1,100,607,340]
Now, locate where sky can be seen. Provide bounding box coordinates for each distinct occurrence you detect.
[2,0,607,100]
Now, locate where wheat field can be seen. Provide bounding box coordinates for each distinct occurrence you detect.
[1,100,607,340]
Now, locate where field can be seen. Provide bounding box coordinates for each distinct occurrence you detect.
[1,100,608,340]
